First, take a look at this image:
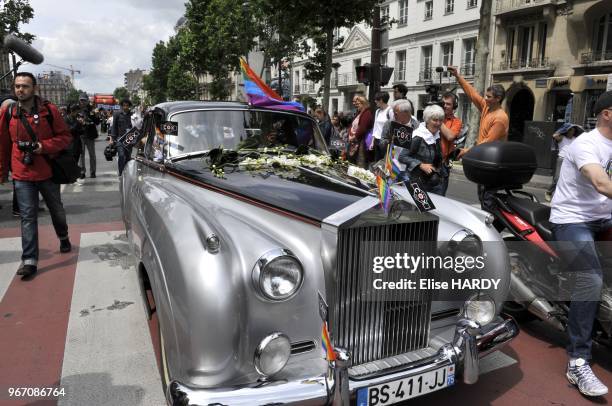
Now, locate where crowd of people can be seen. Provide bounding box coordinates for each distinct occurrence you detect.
[313,67,508,199]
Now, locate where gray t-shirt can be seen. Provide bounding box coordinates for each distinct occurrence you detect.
[550,128,612,224]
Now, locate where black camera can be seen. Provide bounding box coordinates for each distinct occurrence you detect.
[17,140,37,165]
[425,84,444,108]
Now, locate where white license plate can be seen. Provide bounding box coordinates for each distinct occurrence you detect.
[356,364,455,406]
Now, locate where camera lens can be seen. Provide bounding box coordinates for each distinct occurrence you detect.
[23,152,33,165]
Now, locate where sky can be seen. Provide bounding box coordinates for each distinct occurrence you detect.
[20,0,186,94]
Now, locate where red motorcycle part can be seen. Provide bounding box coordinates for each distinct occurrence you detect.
[499,209,559,258]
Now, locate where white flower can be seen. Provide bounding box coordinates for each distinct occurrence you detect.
[347,165,376,184]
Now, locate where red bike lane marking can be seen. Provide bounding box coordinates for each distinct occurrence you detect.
[0,223,123,405]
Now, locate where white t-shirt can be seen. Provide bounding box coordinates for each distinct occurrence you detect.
[550,128,612,224]
[557,135,575,159]
[372,106,393,139]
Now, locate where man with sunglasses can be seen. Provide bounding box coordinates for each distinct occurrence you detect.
[0,72,73,279]
[549,91,612,397]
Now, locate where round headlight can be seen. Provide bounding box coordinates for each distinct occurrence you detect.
[253,249,303,301]
[464,295,496,325]
[254,332,291,377]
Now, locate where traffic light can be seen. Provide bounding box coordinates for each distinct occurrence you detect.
[355,64,371,85]
[380,66,394,86]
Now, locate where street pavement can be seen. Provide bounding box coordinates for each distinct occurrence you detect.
[0,140,610,405]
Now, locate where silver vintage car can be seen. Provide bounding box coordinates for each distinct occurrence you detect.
[121,101,518,405]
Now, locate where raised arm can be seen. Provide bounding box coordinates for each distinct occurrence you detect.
[448,66,486,112]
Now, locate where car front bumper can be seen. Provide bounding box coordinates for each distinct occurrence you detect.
[168,315,519,406]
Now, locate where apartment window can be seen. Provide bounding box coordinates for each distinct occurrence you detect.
[396,50,406,81]
[538,22,547,63]
[503,22,547,68]
[332,98,338,115]
[381,5,390,25]
[441,42,454,68]
[593,13,612,61]
[467,0,478,8]
[399,0,408,25]
[421,46,433,80]
[294,71,300,92]
[424,1,433,20]
[463,38,476,75]
[445,0,454,14]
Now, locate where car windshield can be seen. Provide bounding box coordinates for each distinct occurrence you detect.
[167,109,327,157]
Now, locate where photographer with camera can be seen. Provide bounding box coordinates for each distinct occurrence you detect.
[76,96,100,178]
[0,72,73,279]
[110,98,134,175]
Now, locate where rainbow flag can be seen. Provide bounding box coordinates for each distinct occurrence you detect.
[321,322,336,361]
[376,175,392,213]
[385,144,401,182]
[239,57,304,112]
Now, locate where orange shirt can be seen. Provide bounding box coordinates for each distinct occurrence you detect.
[457,75,509,144]
[441,115,462,161]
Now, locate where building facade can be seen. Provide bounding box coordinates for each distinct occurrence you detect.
[491,0,612,139]
[124,68,147,99]
[291,0,481,122]
[36,71,72,107]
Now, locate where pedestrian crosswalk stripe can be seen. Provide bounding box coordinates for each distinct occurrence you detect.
[58,231,165,406]
[0,237,20,303]
[60,171,120,194]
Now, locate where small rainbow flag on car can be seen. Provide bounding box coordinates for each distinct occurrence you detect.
[376,174,392,214]
[321,321,336,361]
[239,57,304,112]
[385,144,401,182]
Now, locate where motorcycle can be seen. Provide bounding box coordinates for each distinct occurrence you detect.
[462,141,612,345]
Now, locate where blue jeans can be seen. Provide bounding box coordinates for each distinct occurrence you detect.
[117,144,132,175]
[552,218,612,359]
[14,179,69,266]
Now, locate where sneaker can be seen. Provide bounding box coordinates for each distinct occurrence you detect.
[60,238,72,253]
[16,264,37,278]
[566,358,609,397]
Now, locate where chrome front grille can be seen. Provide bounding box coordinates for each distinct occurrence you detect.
[330,217,438,367]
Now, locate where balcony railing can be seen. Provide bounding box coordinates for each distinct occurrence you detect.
[301,83,309,93]
[294,84,301,93]
[419,68,433,82]
[580,52,612,65]
[496,57,554,71]
[495,0,550,14]
[461,63,476,77]
[337,73,358,87]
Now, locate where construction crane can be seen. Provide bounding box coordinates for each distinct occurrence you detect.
[45,64,81,86]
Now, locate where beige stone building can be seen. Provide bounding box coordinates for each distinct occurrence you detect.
[491,0,612,141]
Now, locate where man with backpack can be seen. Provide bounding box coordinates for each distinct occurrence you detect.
[0,72,73,279]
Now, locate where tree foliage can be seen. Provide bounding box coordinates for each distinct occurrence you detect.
[142,38,182,104]
[295,0,379,111]
[181,0,256,100]
[113,86,130,101]
[66,87,87,106]
[167,63,198,100]
[0,0,35,43]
